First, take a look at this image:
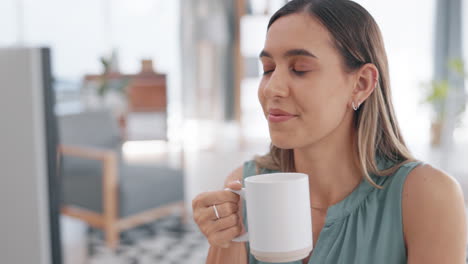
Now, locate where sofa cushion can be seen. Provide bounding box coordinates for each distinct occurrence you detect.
[119,164,184,217]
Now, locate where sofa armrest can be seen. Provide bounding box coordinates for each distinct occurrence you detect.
[58,144,119,243]
[58,144,115,161]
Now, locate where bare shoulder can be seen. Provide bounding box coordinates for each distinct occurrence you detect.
[403,163,464,202]
[223,165,244,187]
[402,163,467,263]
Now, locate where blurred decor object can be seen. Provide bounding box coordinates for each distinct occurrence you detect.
[96,50,129,98]
[82,50,129,121]
[127,59,167,112]
[125,59,168,140]
[431,0,465,162]
[83,58,168,140]
[57,110,185,249]
[422,58,466,146]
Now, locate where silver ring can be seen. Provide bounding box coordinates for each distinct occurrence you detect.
[212,204,220,220]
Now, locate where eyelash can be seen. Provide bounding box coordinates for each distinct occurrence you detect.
[262,68,307,76]
[263,70,274,75]
[292,69,307,76]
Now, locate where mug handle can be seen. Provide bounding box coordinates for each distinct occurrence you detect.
[224,187,249,242]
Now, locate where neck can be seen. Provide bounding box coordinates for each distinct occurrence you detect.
[293,119,362,208]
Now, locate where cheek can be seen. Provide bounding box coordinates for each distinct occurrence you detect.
[258,84,266,107]
[293,83,324,115]
[295,84,346,127]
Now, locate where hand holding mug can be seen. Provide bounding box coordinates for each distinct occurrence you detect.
[192,180,245,248]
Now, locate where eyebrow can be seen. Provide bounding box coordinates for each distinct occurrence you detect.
[259,49,318,59]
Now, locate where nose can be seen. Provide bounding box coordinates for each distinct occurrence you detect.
[262,69,290,99]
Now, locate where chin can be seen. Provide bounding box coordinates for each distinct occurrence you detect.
[269,128,321,150]
[269,132,298,149]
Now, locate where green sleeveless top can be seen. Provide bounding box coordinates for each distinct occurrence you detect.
[242,157,423,264]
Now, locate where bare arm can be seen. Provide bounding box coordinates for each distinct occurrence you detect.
[403,164,467,264]
[206,166,248,264]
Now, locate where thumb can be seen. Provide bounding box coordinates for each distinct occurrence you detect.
[226,180,242,190]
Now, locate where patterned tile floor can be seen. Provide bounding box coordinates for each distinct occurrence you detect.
[88,214,210,264]
[86,214,468,264]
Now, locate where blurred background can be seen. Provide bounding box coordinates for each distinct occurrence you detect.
[0,0,467,263]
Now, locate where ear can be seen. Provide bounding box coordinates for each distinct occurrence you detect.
[350,63,379,109]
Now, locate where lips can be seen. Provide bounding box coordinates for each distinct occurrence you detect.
[268,108,298,123]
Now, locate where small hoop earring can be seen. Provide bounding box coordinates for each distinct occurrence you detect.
[352,101,360,111]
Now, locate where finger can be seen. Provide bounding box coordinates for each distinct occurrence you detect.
[207,214,239,235]
[201,202,238,221]
[225,180,243,190]
[210,224,243,248]
[197,190,239,208]
[193,190,237,209]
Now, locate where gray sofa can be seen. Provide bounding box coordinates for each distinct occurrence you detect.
[58,110,185,248]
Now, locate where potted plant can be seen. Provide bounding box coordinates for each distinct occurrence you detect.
[96,50,129,99]
[422,58,466,146]
[82,50,130,112]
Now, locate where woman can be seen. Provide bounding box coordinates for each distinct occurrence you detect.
[192,0,467,263]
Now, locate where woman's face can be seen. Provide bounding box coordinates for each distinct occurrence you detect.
[259,13,355,149]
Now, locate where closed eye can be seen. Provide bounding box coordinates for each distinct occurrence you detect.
[292,69,307,76]
[263,69,274,76]
[263,68,308,76]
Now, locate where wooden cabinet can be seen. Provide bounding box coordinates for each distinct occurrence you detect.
[84,59,167,113]
[127,72,167,112]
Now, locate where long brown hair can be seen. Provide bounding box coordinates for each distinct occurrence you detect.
[254,0,416,189]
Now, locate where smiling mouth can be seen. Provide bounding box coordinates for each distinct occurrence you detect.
[268,114,298,123]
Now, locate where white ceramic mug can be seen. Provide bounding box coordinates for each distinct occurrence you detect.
[225,173,313,262]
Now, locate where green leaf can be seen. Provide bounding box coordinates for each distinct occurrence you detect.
[423,80,449,103]
[448,58,465,76]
